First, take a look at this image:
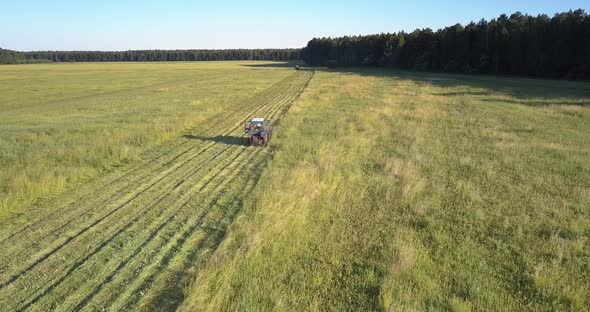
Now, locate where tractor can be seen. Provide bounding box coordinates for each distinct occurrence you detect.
[244,118,272,146]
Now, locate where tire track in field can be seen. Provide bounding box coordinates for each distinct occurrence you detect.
[0,74,307,285]
[0,70,313,311]
[18,147,260,312]
[0,73,284,235]
[74,78,305,311]
[0,72,303,244]
[0,72,307,257]
[119,146,274,312]
[1,144,240,291]
[18,76,305,310]
[106,73,310,311]
[108,72,312,311]
[69,147,269,312]
[0,70,306,243]
[20,144,255,307]
[36,74,310,310]
[0,73,309,278]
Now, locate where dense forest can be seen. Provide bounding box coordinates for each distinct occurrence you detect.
[0,48,29,64]
[0,48,302,63]
[303,9,590,79]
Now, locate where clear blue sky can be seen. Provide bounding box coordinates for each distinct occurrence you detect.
[1,0,588,51]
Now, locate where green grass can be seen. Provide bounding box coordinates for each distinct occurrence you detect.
[0,62,292,223]
[180,68,590,311]
[0,62,313,311]
[1,62,589,311]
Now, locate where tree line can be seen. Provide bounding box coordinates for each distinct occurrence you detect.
[0,48,40,64]
[0,48,302,63]
[3,9,589,79]
[303,9,590,79]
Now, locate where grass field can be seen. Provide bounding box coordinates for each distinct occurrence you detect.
[0,62,312,310]
[0,62,293,222]
[180,69,590,311]
[1,62,589,311]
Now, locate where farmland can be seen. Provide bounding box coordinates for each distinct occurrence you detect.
[0,62,312,310]
[0,62,294,222]
[1,62,590,311]
[180,69,590,311]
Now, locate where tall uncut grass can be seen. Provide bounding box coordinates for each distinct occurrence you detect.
[181,68,590,311]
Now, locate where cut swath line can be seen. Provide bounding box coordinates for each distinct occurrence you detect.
[0,69,314,311]
[17,147,260,311]
[45,91,294,309]
[6,71,310,254]
[105,74,313,310]
[0,72,312,285]
[116,149,275,311]
[0,72,301,244]
[87,79,306,309]
[0,73,310,268]
[72,149,270,311]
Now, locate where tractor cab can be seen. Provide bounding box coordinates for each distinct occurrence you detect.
[244,118,272,146]
[245,118,268,133]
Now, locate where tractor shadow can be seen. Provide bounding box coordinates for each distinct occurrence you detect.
[182,135,246,146]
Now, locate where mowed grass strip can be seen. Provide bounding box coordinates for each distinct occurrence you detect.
[26,71,312,312]
[0,69,306,308]
[20,146,255,311]
[0,69,304,244]
[181,68,590,311]
[0,70,309,249]
[0,61,293,223]
[0,72,312,274]
[2,69,310,270]
[0,68,312,311]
